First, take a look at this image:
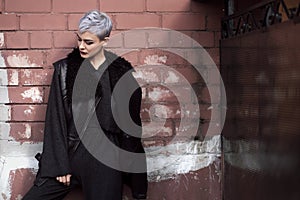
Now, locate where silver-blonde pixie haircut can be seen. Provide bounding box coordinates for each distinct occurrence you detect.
[78,10,112,40]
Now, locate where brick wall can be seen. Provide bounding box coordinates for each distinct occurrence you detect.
[0,0,224,199]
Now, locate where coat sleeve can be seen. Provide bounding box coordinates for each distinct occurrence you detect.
[122,73,148,199]
[39,66,71,178]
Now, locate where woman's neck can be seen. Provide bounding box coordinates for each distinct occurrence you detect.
[89,49,106,70]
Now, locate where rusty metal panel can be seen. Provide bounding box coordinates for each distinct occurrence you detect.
[221,20,300,200]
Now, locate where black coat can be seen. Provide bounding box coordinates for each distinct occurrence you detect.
[38,48,147,198]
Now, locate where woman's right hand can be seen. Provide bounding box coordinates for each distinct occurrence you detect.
[56,174,72,186]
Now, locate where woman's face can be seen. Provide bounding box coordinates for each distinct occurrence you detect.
[76,31,107,59]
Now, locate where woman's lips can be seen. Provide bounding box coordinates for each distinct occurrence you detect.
[80,51,88,55]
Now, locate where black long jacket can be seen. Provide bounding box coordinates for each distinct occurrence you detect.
[37,48,147,198]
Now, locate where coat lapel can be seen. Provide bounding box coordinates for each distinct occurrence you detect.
[65,48,133,104]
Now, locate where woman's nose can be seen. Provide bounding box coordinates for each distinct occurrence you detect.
[78,41,85,49]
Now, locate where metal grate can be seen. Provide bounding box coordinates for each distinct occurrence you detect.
[222,0,300,39]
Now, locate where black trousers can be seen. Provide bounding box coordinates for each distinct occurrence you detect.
[22,143,122,200]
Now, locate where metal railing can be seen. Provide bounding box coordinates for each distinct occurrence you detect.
[222,0,300,39]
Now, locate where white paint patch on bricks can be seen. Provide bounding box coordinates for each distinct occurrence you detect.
[0,123,11,140]
[0,69,8,86]
[24,124,32,139]
[152,104,178,118]
[0,53,10,121]
[0,69,19,86]
[144,55,167,65]
[24,105,34,116]
[0,157,5,184]
[22,70,49,85]
[21,87,43,103]
[0,143,41,200]
[0,52,5,67]
[132,68,160,83]
[22,69,31,77]
[145,135,221,182]
[0,106,10,122]
[17,124,32,139]
[0,156,39,200]
[0,86,9,103]
[7,54,40,68]
[148,87,170,101]
[0,141,42,159]
[0,142,41,199]
[0,33,4,47]
[0,122,12,140]
[142,122,172,138]
[141,87,146,99]
[0,52,42,199]
[164,71,180,83]
[9,70,18,85]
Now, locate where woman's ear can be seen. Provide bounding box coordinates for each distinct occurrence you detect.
[102,37,110,46]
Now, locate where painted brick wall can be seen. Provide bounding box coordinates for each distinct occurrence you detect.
[0,0,224,199]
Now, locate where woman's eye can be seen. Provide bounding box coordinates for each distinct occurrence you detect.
[85,41,94,45]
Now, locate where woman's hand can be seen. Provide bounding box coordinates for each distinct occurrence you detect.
[56,174,72,186]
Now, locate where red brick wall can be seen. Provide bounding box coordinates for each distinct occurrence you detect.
[0,0,224,199]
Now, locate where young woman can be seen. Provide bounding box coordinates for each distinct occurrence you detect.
[23,10,147,200]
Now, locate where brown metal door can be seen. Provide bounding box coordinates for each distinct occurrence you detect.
[221,18,300,200]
